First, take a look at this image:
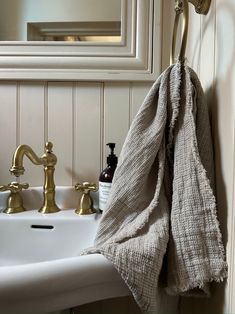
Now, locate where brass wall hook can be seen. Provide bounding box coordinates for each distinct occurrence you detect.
[175,0,211,15]
[189,0,211,15]
[171,0,211,65]
[171,0,189,65]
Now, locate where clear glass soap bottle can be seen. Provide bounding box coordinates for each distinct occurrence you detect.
[99,143,118,212]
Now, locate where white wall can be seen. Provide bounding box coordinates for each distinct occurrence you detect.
[180,1,235,313]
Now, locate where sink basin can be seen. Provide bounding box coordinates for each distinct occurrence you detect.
[0,210,101,266]
[0,187,130,314]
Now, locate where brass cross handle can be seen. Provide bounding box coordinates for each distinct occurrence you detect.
[75,182,98,194]
[0,182,29,214]
[0,182,29,193]
[74,182,98,215]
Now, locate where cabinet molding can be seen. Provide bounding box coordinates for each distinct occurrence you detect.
[0,0,162,81]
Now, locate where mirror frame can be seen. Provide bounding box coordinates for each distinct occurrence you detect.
[0,0,161,81]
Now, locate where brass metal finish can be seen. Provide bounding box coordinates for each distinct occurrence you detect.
[10,145,42,176]
[75,182,98,215]
[171,0,189,65]
[39,142,60,214]
[0,182,29,214]
[189,0,211,15]
[175,0,211,14]
[171,0,211,65]
[10,142,60,214]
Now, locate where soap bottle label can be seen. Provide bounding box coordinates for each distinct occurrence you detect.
[99,181,112,212]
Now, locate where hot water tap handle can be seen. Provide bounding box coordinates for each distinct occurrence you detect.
[0,182,29,214]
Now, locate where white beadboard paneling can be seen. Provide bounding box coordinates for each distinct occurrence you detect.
[215,1,235,313]
[0,1,233,312]
[0,82,17,183]
[73,82,102,184]
[181,1,235,314]
[200,1,216,90]
[0,81,157,190]
[48,82,73,186]
[185,3,201,73]
[103,82,130,167]
[130,82,152,121]
[19,82,45,186]
[202,2,229,313]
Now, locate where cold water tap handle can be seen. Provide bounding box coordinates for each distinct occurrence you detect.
[74,182,98,215]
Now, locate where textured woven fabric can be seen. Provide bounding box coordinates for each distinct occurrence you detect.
[83,61,227,313]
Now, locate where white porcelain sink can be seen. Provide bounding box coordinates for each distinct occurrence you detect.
[0,187,130,314]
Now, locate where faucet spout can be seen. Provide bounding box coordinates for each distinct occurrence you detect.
[10,144,43,177]
[9,142,60,214]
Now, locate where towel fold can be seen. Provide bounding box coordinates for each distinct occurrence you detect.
[83,61,227,313]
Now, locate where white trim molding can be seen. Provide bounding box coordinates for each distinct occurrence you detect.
[0,0,162,81]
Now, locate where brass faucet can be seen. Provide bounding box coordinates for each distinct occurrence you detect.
[10,142,60,214]
[0,182,29,214]
[74,182,98,215]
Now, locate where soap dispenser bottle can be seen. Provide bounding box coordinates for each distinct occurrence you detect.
[99,143,118,212]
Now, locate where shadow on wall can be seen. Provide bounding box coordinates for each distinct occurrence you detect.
[180,1,235,314]
[205,82,227,314]
[208,2,235,313]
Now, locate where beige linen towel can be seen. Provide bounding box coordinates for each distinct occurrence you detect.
[84,61,227,313]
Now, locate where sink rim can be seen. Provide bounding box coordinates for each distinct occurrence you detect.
[0,207,100,219]
[0,253,131,314]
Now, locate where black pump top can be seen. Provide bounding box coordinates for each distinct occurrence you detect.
[106,143,118,167]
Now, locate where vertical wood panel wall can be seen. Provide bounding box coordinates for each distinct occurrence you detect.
[182,1,235,314]
[0,81,152,187]
[0,1,234,313]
